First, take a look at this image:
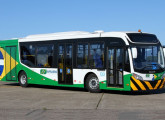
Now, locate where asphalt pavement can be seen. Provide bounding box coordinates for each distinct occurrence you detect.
[0,81,165,120]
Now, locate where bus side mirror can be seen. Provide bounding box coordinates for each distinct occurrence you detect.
[163,47,165,57]
[131,48,137,59]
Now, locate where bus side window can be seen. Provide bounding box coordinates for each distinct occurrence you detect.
[36,45,54,68]
[21,45,36,67]
[89,43,104,68]
[77,44,88,68]
[124,50,130,72]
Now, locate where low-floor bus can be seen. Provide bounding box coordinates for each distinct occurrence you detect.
[0,30,165,92]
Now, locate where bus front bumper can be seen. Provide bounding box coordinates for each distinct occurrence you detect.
[131,77,165,91]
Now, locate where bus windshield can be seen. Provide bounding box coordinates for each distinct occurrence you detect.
[127,33,159,43]
[131,46,165,73]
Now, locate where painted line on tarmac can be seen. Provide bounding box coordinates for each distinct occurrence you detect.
[96,93,104,109]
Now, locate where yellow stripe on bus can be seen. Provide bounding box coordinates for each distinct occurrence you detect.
[130,81,138,91]
[154,80,161,89]
[144,81,153,90]
[160,79,165,89]
[5,51,11,75]
[132,77,146,90]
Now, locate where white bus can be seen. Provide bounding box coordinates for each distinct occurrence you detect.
[0,30,165,92]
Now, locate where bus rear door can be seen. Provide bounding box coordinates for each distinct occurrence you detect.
[6,46,17,81]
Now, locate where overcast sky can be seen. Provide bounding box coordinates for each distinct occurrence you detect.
[0,0,165,45]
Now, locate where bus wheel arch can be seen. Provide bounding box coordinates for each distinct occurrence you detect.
[18,70,24,80]
[18,70,28,87]
[84,72,101,93]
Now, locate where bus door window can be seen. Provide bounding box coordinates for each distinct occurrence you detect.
[116,49,124,85]
[116,49,123,70]
[108,49,114,84]
[66,45,72,75]
[58,45,64,82]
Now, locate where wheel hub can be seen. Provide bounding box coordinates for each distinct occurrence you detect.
[89,78,99,89]
[20,75,26,84]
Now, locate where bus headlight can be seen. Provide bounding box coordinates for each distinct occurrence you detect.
[133,73,143,80]
[161,73,165,79]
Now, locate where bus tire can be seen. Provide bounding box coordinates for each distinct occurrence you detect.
[19,71,28,87]
[86,74,101,93]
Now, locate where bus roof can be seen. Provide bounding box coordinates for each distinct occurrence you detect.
[18,31,152,42]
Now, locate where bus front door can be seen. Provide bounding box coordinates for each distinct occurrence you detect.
[58,44,73,85]
[107,48,124,87]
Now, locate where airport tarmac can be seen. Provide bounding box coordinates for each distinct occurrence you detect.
[0,81,165,120]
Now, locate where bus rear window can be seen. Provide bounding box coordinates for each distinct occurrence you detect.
[127,33,159,43]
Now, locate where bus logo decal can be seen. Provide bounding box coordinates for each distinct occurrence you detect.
[152,75,157,81]
[40,69,47,74]
[146,74,150,78]
[100,72,105,76]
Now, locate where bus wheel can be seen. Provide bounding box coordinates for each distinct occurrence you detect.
[19,71,28,87]
[86,74,101,93]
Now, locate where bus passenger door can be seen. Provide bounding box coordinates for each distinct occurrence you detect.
[58,44,73,84]
[107,47,124,87]
[6,46,17,81]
